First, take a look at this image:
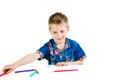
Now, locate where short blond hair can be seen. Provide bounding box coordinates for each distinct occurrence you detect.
[48,12,69,30]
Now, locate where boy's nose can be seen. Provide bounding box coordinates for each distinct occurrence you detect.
[57,33,62,38]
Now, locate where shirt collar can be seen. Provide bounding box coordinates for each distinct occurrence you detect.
[49,38,71,50]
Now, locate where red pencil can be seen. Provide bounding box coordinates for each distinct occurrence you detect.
[53,69,78,72]
[0,72,7,77]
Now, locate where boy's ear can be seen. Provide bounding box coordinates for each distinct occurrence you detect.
[49,30,52,34]
[67,26,69,31]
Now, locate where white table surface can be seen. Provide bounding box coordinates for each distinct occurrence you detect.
[0,60,87,80]
[0,59,119,80]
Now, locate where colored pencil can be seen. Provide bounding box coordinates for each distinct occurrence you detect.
[15,69,35,73]
[29,71,37,78]
[53,69,78,72]
[0,72,7,77]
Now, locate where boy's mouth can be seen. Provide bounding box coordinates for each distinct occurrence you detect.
[58,38,64,41]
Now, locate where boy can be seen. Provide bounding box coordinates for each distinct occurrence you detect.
[2,12,86,74]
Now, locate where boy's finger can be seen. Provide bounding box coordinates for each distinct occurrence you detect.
[4,69,11,72]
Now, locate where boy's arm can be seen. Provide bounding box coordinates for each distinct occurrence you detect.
[67,60,83,65]
[55,60,83,66]
[13,53,40,68]
[56,57,86,66]
[2,53,40,73]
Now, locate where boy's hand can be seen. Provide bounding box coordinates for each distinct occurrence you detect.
[55,62,68,66]
[55,61,83,66]
[2,64,16,74]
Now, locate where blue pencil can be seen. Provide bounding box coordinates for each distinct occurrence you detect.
[15,69,35,73]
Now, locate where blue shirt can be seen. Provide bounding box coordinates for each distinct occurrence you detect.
[37,38,86,65]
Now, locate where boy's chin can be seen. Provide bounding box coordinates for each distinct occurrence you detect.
[56,40,65,44]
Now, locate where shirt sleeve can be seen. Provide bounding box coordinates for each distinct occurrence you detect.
[37,43,50,60]
[73,41,86,61]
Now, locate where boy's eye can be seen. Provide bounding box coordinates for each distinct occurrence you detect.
[53,32,57,34]
[61,30,64,33]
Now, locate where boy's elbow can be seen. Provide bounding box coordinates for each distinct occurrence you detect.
[77,60,83,65]
[33,52,41,60]
[78,56,86,65]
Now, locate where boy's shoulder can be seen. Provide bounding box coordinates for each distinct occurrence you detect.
[66,38,78,43]
[66,38,80,47]
[43,39,55,46]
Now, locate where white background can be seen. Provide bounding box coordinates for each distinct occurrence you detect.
[0,0,120,80]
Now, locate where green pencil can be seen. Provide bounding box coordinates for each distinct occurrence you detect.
[29,71,37,78]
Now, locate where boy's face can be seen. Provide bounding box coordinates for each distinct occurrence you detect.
[49,23,69,45]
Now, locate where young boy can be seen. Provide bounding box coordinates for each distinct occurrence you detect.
[2,12,86,74]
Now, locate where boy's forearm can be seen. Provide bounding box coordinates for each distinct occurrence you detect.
[13,53,40,68]
[67,60,83,65]
[55,60,83,66]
